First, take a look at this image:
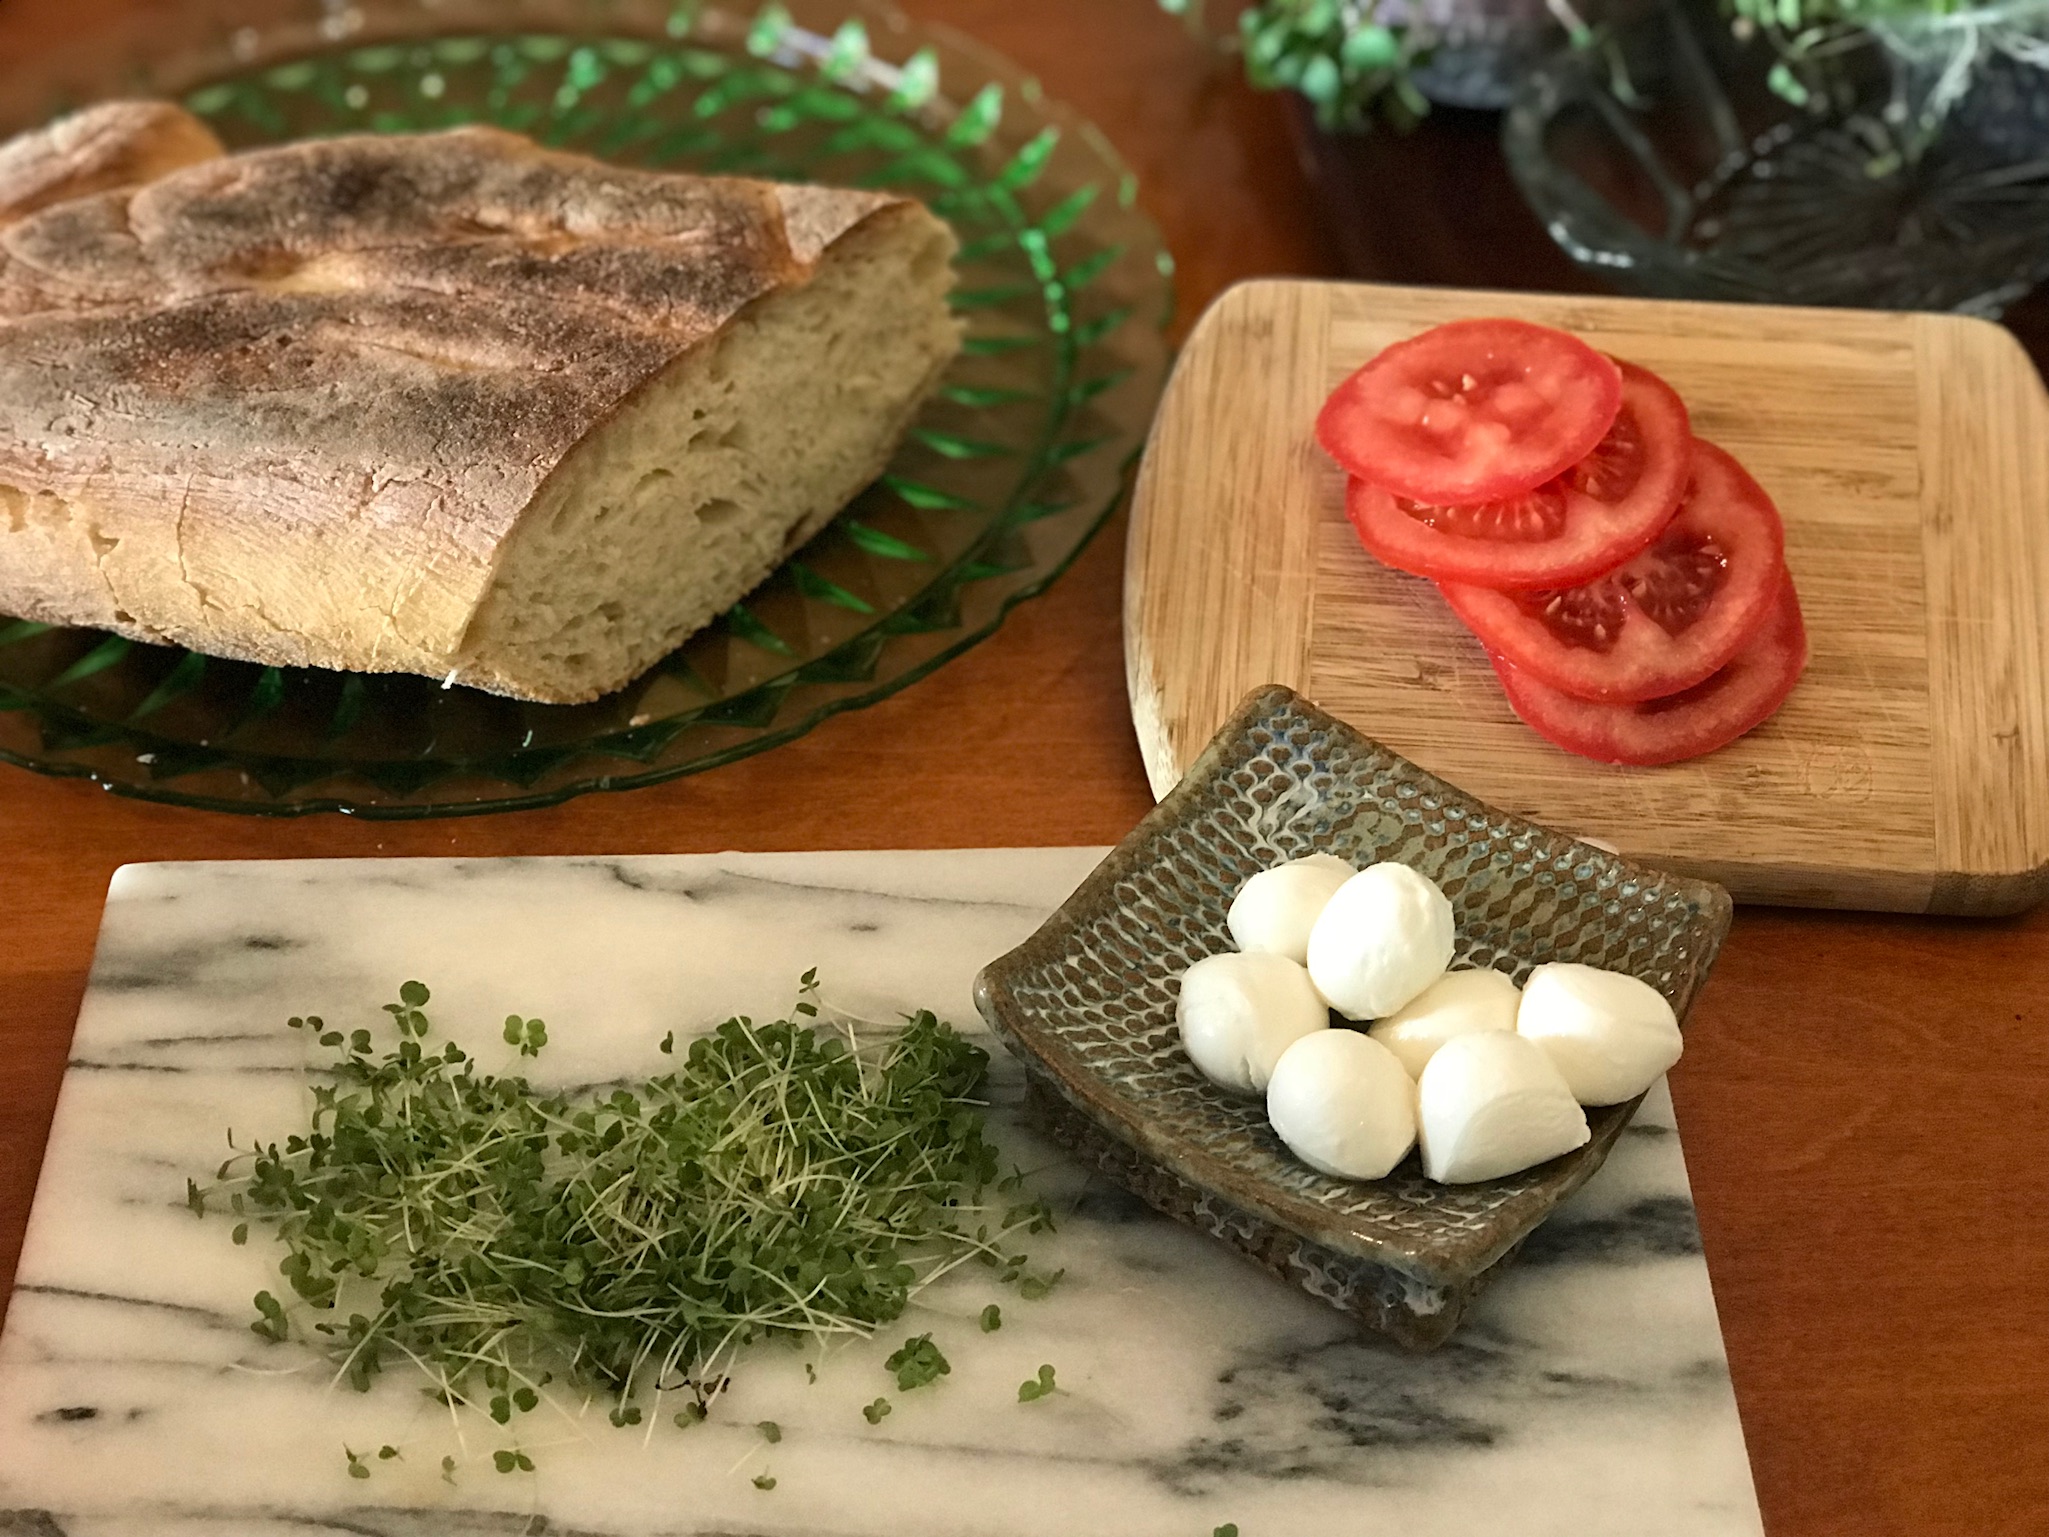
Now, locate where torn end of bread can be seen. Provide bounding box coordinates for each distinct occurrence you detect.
[461,202,960,703]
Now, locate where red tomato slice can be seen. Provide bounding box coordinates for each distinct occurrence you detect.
[1345,360,1691,588]
[1490,580,1808,765]
[1440,440,1787,703]
[1317,318,1623,505]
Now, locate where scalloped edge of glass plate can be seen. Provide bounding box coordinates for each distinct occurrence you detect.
[0,492,1136,818]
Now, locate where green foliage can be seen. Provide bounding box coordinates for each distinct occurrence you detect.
[201,976,1048,1467]
[1174,0,2048,140]
[1017,1363,1059,1402]
[1162,0,1437,130]
[1018,1267,1066,1301]
[885,1332,952,1391]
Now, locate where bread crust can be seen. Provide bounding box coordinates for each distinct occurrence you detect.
[0,105,927,691]
[0,101,224,225]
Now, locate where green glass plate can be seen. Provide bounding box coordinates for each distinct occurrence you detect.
[0,0,1171,815]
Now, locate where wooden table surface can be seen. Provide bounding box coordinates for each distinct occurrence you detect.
[1,4,2044,1533]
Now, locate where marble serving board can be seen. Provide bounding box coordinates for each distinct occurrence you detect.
[0,851,1764,1537]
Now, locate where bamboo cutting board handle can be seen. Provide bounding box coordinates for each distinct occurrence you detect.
[1124,280,2049,916]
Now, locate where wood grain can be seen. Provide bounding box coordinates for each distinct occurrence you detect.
[1128,279,2049,914]
[1126,280,1330,777]
[0,5,2044,1535]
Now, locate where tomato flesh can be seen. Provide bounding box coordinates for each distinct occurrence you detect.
[1491,581,1808,766]
[1346,361,1691,588]
[1440,440,1786,703]
[1317,318,1623,505]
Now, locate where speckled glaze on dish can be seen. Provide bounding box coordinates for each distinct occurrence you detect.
[973,684,1732,1349]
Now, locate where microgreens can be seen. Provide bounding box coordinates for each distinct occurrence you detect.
[195,976,1052,1471]
[1018,1268,1066,1301]
[884,1333,950,1392]
[980,1304,1002,1333]
[1017,1363,1058,1402]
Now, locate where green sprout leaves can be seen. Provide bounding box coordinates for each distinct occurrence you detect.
[199,978,1052,1470]
[250,1290,288,1344]
[1164,0,1436,130]
[1017,1363,1058,1402]
[1018,1268,1066,1301]
[501,1014,548,1056]
[885,1333,951,1392]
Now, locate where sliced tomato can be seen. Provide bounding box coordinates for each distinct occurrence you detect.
[1440,440,1787,703]
[1345,360,1691,588]
[1490,581,1808,766]
[1317,319,1623,505]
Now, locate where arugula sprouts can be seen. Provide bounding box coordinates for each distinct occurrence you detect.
[195,976,1050,1462]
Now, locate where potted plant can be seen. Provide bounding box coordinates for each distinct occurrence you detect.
[1159,0,1581,122]
[1159,0,1600,288]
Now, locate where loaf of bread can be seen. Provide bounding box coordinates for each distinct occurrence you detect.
[0,103,961,702]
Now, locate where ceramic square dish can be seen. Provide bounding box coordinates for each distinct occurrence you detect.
[974,684,1733,1348]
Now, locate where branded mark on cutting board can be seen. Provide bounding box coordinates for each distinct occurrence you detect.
[1800,745,1874,803]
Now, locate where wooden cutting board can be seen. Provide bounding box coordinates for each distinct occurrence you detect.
[1124,280,2049,915]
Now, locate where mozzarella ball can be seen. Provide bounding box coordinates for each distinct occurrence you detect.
[1177,951,1330,1094]
[1368,967,1521,1079]
[1228,852,1356,964]
[1305,862,1455,1021]
[1416,1031,1590,1184]
[1516,962,1683,1106]
[1265,1029,1417,1180]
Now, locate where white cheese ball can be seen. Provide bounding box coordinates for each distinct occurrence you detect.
[1265,1029,1417,1180]
[1227,852,1356,964]
[1305,862,1455,1021]
[1516,962,1683,1106]
[1177,951,1330,1095]
[1368,967,1521,1079]
[1416,1031,1590,1184]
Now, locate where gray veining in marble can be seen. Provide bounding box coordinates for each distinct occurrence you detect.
[0,851,1763,1536]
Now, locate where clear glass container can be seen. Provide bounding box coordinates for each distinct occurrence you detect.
[1503,0,2049,314]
